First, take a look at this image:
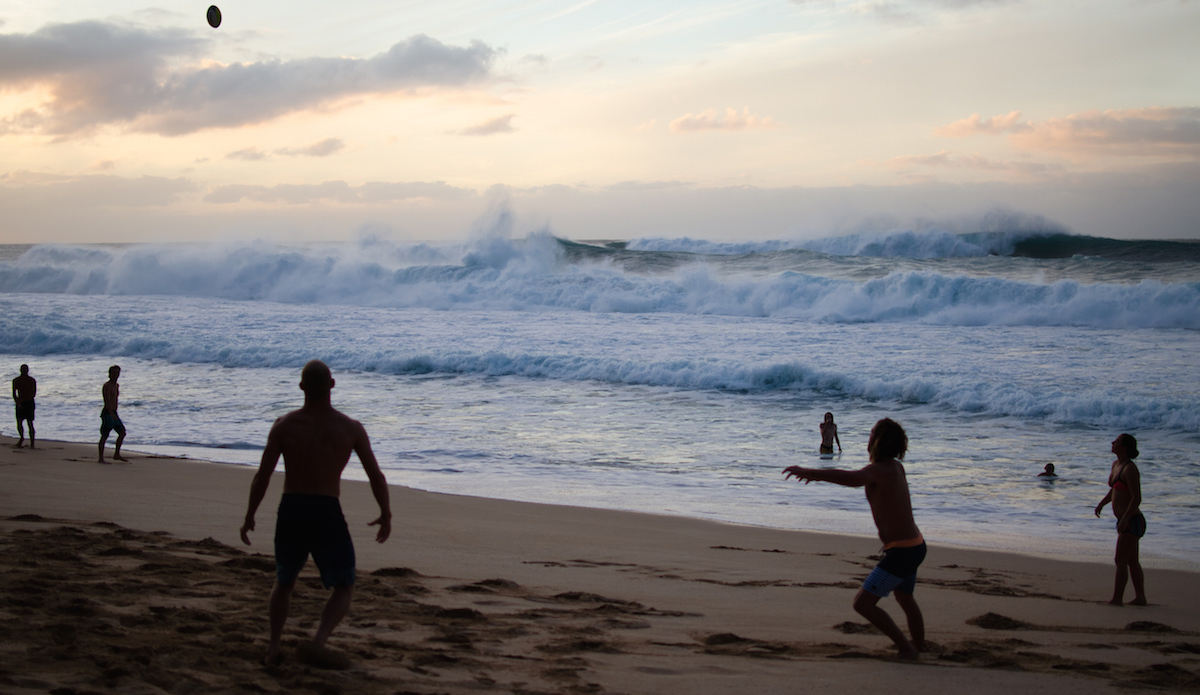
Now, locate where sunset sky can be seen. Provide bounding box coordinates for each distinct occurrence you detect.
[1,0,1198,243]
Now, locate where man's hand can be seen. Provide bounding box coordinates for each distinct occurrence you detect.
[240,518,255,545]
[369,515,392,543]
[1094,503,1105,518]
[783,466,814,482]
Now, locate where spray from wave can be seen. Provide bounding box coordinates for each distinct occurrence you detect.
[1,221,1197,329]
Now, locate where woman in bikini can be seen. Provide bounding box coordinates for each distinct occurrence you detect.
[1093,433,1147,606]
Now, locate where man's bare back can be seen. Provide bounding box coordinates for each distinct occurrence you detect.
[266,407,372,498]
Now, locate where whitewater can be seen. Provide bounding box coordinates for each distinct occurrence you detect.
[1,226,1197,568]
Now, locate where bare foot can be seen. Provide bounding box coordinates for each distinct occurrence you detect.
[1108,598,1124,606]
[896,648,920,661]
[99,459,112,465]
[296,641,352,670]
[15,442,24,448]
[113,454,128,462]
[261,651,284,668]
[1130,598,1148,606]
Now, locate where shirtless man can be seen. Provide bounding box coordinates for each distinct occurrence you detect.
[784,418,925,660]
[819,412,842,455]
[12,365,36,449]
[240,360,392,668]
[98,365,127,463]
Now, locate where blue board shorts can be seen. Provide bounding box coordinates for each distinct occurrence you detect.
[862,542,927,598]
[274,494,356,588]
[99,409,125,436]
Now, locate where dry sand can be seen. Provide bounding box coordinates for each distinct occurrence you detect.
[2,436,1199,695]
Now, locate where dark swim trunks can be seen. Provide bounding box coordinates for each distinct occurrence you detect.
[274,494,356,589]
[1119,513,1147,539]
[15,401,34,421]
[862,542,927,597]
[820,444,834,455]
[99,409,125,436]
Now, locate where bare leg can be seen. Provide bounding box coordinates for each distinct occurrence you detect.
[98,433,110,463]
[16,419,25,447]
[113,430,127,461]
[894,590,925,651]
[853,588,918,659]
[1128,562,1147,605]
[313,586,354,647]
[27,421,33,448]
[265,580,295,664]
[1110,533,1143,605]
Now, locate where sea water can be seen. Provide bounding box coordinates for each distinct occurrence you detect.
[1,227,1197,568]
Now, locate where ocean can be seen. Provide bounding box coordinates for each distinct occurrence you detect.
[2,224,1198,568]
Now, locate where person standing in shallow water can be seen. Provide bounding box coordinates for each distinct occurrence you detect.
[12,364,36,449]
[784,418,926,660]
[1094,433,1147,606]
[819,412,841,455]
[240,360,392,669]
[98,365,127,463]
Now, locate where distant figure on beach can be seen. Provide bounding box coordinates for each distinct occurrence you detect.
[12,364,36,449]
[819,412,841,455]
[98,365,126,463]
[240,360,392,669]
[1094,433,1146,606]
[784,418,925,660]
[1037,463,1057,478]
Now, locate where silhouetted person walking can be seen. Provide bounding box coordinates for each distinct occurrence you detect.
[98,365,127,463]
[12,364,36,449]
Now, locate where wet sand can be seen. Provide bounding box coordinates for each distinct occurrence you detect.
[2,436,1199,694]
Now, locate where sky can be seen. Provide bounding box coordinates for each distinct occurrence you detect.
[1,0,1198,243]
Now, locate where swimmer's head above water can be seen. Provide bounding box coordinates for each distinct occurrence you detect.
[1038,463,1057,477]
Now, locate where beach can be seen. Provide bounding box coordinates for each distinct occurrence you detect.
[3,436,1199,695]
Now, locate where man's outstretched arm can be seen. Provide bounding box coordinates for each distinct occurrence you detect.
[783,464,874,488]
[355,423,392,543]
[240,425,282,545]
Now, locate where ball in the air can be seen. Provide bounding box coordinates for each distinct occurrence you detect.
[207,5,221,28]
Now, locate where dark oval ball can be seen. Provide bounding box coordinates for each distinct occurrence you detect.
[207,5,221,28]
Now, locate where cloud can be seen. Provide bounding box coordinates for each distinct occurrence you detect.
[0,171,196,206]
[936,107,1200,158]
[935,111,1027,137]
[883,150,1059,175]
[204,180,476,204]
[456,114,516,136]
[669,107,779,133]
[0,21,498,138]
[796,0,1020,25]
[1009,107,1200,158]
[226,148,268,161]
[275,138,345,157]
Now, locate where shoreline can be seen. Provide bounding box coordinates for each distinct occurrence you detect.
[135,439,1198,572]
[4,436,1200,694]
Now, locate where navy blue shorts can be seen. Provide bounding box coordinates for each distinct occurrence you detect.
[274,494,356,588]
[862,542,927,598]
[1119,513,1147,540]
[100,409,125,437]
